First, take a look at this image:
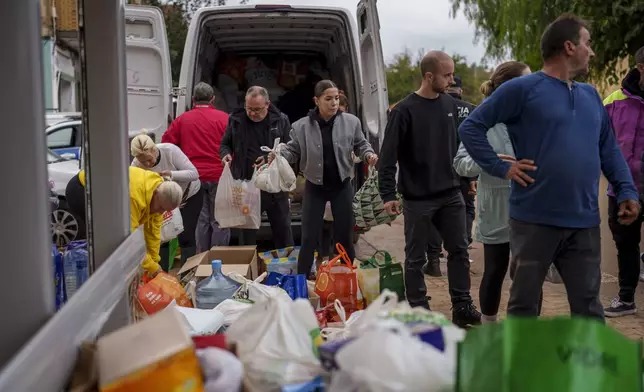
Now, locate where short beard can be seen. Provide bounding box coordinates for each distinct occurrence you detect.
[432,81,446,93]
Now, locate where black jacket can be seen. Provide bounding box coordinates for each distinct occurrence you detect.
[220,104,291,180]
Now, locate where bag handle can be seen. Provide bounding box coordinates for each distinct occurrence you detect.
[367,165,377,178]
[260,137,281,154]
[369,250,394,267]
[328,243,354,270]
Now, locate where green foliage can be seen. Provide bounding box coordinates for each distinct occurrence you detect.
[130,0,249,85]
[386,50,492,105]
[449,0,644,84]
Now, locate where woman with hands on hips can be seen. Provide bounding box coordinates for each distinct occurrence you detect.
[271,80,378,277]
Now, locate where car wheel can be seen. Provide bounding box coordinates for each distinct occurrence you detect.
[51,208,79,248]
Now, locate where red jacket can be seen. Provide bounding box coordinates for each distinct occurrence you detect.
[162,104,228,182]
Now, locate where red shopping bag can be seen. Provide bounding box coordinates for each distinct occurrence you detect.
[314,243,364,322]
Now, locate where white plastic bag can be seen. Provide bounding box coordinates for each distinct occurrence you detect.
[321,299,364,341]
[160,207,184,243]
[213,299,253,327]
[227,298,322,390]
[254,138,296,193]
[332,323,455,392]
[229,271,292,303]
[214,162,261,229]
[168,302,225,336]
[197,347,244,392]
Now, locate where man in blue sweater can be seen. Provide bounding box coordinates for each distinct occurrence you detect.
[459,14,640,321]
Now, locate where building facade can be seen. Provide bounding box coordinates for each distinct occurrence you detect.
[41,0,81,112]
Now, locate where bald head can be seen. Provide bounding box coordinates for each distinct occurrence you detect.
[420,51,452,77]
[418,51,455,94]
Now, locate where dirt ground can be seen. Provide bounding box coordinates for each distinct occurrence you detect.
[355,214,644,340]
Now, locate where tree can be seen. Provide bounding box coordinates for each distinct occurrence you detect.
[386,50,491,106]
[131,0,248,85]
[449,0,644,84]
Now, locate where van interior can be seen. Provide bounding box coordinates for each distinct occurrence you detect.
[193,9,358,123]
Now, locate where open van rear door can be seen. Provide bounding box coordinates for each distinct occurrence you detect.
[124,6,172,143]
[356,0,389,148]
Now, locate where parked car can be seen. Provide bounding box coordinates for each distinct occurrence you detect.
[45,112,83,160]
[47,149,82,247]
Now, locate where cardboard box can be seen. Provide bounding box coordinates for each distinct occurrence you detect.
[178,245,259,281]
[97,307,203,391]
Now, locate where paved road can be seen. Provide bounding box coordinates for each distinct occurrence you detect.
[355,181,644,339]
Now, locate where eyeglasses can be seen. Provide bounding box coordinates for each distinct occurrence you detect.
[246,106,268,114]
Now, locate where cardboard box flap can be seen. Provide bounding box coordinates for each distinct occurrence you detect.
[178,252,208,275]
[179,245,259,279]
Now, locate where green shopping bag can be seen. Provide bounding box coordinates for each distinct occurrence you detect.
[357,250,405,305]
[352,167,401,229]
[456,317,643,392]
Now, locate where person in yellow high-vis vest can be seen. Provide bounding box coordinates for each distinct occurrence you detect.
[65,166,183,275]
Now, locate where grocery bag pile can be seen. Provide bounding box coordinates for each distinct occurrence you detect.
[68,240,644,392]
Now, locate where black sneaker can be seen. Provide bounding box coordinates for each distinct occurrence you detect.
[604,297,637,318]
[409,296,431,311]
[423,258,442,277]
[453,302,482,328]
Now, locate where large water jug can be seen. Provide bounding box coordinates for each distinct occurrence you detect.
[196,260,241,309]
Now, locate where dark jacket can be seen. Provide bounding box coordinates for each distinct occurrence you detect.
[220,104,291,180]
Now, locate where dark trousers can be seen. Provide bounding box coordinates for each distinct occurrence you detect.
[404,190,472,306]
[159,187,203,272]
[480,242,510,316]
[298,180,354,276]
[196,181,231,253]
[608,196,642,303]
[426,178,475,259]
[508,219,603,321]
[236,191,294,249]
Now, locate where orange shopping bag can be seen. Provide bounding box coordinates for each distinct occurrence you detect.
[137,272,192,315]
[314,243,364,322]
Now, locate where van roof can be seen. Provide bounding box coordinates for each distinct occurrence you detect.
[193,4,354,18]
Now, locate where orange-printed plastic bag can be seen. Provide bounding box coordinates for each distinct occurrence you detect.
[314,244,364,322]
[137,272,192,315]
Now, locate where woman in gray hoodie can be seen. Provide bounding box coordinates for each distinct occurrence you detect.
[277,80,378,277]
[453,61,531,322]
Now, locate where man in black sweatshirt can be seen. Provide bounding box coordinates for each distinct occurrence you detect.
[425,76,477,276]
[379,51,481,327]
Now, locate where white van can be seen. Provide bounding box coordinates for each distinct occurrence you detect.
[124,2,389,243]
[124,1,388,148]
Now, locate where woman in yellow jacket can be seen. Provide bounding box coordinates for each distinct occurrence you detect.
[65,166,183,274]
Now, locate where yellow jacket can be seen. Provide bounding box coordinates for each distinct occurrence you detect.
[78,167,164,274]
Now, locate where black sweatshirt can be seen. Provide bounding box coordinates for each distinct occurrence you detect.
[379,92,461,202]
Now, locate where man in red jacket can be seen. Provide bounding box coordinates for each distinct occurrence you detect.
[162,82,231,252]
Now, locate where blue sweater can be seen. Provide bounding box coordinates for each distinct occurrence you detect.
[459,71,638,228]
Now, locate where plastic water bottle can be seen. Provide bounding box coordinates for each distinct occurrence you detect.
[63,240,89,299]
[196,260,241,309]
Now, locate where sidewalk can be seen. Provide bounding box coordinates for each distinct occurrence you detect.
[355,216,644,339]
